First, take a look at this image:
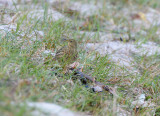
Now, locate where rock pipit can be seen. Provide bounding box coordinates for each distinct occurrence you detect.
[54,38,78,71]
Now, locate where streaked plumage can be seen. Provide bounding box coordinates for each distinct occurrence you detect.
[54,39,78,69]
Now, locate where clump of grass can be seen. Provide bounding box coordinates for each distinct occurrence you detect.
[0,0,160,115]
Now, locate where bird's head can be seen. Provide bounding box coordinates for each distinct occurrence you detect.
[62,38,77,48]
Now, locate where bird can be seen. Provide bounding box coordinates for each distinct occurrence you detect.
[54,38,78,70]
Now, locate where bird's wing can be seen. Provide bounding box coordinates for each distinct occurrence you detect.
[55,46,66,58]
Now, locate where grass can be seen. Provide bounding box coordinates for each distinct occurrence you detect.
[0,0,160,116]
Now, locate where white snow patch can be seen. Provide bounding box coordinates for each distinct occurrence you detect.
[0,24,16,31]
[86,41,160,67]
[146,8,160,26]
[28,9,69,21]
[132,94,155,108]
[43,50,55,56]
[71,2,100,17]
[26,102,77,116]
